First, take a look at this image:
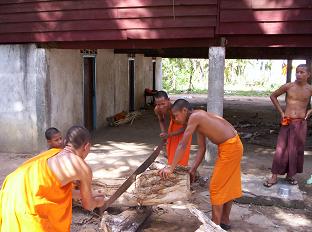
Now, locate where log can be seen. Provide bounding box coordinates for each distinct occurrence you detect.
[91,169,191,208]
[187,205,225,232]
[100,207,151,232]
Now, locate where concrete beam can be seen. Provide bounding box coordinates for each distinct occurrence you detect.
[206,47,225,163]
[155,57,162,91]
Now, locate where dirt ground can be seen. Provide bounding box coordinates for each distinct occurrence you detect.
[1,94,312,232]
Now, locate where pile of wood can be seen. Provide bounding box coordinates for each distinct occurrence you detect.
[106,111,142,127]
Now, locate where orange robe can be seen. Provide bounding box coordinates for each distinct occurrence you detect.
[0,149,73,232]
[167,118,192,166]
[209,135,243,205]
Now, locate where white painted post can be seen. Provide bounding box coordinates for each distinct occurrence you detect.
[206,47,225,163]
[155,57,162,91]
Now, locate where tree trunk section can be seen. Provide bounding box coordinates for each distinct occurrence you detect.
[100,207,152,232]
[91,169,191,208]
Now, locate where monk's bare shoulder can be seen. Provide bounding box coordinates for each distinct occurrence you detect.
[189,110,205,122]
[61,152,92,180]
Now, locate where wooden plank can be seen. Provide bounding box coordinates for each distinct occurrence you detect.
[0,0,217,14]
[0,9,119,23]
[0,17,217,34]
[0,30,127,43]
[219,21,312,35]
[0,6,217,24]
[225,35,312,48]
[126,28,215,39]
[117,5,218,18]
[220,9,312,22]
[221,0,312,9]
[47,38,216,49]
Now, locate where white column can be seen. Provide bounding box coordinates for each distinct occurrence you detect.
[155,57,162,90]
[206,47,225,163]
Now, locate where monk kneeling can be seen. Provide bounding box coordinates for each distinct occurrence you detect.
[159,99,243,230]
[0,126,105,232]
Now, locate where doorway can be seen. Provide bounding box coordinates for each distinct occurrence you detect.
[83,56,96,131]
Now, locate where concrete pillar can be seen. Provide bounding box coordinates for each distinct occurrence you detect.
[155,57,162,91]
[206,47,225,163]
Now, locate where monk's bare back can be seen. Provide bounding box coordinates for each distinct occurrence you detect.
[48,151,91,187]
[284,82,312,118]
[190,110,236,145]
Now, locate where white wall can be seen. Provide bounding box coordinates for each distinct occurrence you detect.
[46,49,83,135]
[135,55,153,109]
[0,44,48,153]
[96,50,129,128]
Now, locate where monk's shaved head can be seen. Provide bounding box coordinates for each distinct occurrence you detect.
[45,127,60,140]
[155,90,169,100]
[172,99,192,111]
[64,125,91,149]
[297,64,311,73]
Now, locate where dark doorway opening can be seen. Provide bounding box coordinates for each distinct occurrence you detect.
[129,57,135,111]
[83,56,96,131]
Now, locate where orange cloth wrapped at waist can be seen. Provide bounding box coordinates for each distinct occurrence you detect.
[281,117,304,126]
[209,135,243,205]
[167,119,192,166]
[0,149,73,232]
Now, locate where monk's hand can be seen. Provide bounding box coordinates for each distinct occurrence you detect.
[160,132,168,139]
[158,166,173,179]
[94,195,106,208]
[280,112,285,120]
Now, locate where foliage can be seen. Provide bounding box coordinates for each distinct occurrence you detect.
[162,58,277,94]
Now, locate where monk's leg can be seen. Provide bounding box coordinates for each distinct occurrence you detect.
[212,204,223,225]
[221,200,233,225]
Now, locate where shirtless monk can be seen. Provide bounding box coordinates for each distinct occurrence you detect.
[45,127,63,149]
[0,125,105,232]
[159,99,243,230]
[264,64,312,187]
[154,91,192,166]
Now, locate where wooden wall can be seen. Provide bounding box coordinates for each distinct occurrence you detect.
[0,0,218,43]
[219,0,312,47]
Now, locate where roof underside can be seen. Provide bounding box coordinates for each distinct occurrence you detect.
[1,0,312,59]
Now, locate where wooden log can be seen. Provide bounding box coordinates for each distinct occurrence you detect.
[91,169,191,208]
[100,207,152,232]
[187,205,225,232]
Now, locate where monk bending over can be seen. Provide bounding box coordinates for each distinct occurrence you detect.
[264,64,312,187]
[0,126,105,232]
[159,99,243,230]
[154,91,192,167]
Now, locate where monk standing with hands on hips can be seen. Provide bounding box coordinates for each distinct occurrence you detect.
[264,64,312,187]
[159,99,243,230]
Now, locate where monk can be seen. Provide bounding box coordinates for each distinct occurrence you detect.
[264,64,312,187]
[0,125,105,232]
[159,99,243,230]
[45,127,63,149]
[154,91,192,166]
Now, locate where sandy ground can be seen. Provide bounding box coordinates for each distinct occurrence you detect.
[1,95,312,231]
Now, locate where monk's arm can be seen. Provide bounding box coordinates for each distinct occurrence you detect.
[168,127,185,137]
[169,116,197,172]
[270,84,288,117]
[190,132,206,174]
[154,108,166,133]
[305,90,312,120]
[76,161,104,211]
